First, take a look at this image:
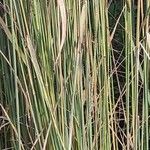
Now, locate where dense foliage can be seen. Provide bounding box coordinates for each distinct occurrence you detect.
[0,0,150,149]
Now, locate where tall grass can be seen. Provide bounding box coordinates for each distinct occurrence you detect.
[0,0,149,149]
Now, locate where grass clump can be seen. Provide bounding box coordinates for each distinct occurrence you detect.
[0,0,150,149]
